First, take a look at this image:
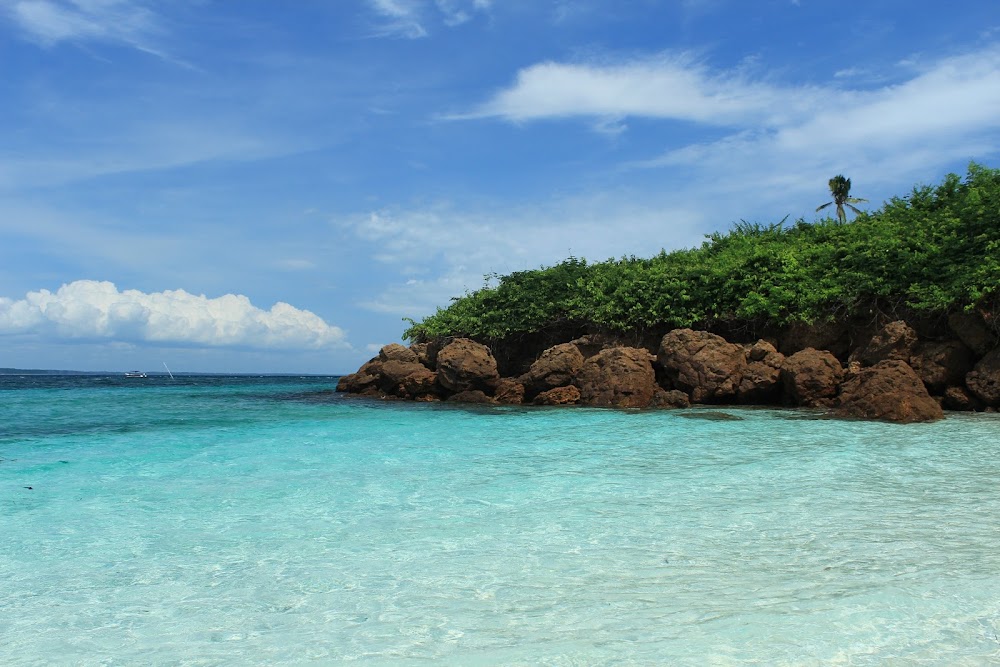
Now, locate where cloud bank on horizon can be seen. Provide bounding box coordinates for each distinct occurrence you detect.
[0,281,347,349]
[1,0,998,371]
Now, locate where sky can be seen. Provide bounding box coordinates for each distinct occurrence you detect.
[1,1,999,374]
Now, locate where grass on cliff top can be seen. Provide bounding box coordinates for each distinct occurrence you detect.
[403,164,1000,344]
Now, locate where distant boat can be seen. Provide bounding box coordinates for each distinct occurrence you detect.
[124,371,147,378]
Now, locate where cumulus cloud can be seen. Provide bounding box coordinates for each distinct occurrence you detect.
[0,281,348,349]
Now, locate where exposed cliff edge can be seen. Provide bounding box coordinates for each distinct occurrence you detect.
[337,317,1000,422]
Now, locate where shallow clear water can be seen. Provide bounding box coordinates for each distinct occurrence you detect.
[2,375,999,665]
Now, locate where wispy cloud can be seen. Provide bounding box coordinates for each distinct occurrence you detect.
[366,0,491,38]
[452,53,834,127]
[338,196,707,317]
[0,280,349,349]
[367,0,427,38]
[632,46,1000,187]
[2,0,168,57]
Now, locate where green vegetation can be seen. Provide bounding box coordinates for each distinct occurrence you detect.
[404,164,1000,344]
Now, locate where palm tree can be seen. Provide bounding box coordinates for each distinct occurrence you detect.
[816,174,867,223]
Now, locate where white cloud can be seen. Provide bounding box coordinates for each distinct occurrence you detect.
[367,0,491,37]
[632,47,1000,190]
[0,281,348,349]
[367,0,427,38]
[456,53,833,126]
[3,0,165,56]
[456,46,1000,156]
[338,196,707,318]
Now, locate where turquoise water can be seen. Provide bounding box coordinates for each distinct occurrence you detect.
[2,375,999,666]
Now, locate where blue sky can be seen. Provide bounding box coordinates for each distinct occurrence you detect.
[1,0,999,373]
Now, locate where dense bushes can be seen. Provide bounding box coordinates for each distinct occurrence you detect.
[404,164,1000,343]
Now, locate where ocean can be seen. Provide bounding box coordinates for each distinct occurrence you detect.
[2,374,999,665]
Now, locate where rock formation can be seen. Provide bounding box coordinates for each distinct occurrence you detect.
[518,343,584,400]
[575,346,657,408]
[336,316,1000,422]
[658,329,746,403]
[435,338,500,394]
[780,348,844,407]
[965,348,1000,406]
[836,360,944,422]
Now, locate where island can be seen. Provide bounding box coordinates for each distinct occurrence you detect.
[338,165,1000,423]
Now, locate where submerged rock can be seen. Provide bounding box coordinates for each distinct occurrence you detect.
[447,390,496,404]
[651,389,691,409]
[676,411,744,421]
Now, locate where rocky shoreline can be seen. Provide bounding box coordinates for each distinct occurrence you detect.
[337,316,1000,423]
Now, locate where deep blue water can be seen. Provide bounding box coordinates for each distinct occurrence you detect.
[2,374,999,665]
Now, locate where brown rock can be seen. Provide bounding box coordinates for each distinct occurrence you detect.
[651,389,691,409]
[436,338,500,393]
[849,320,918,366]
[409,341,440,370]
[397,366,438,398]
[575,346,658,408]
[447,390,496,404]
[658,329,747,403]
[965,348,1000,406]
[948,311,998,356]
[942,386,984,412]
[781,348,844,407]
[909,340,975,393]
[836,360,944,422]
[378,343,418,364]
[533,385,580,405]
[335,358,383,393]
[494,379,525,405]
[379,360,428,389]
[518,343,585,398]
[738,340,785,404]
